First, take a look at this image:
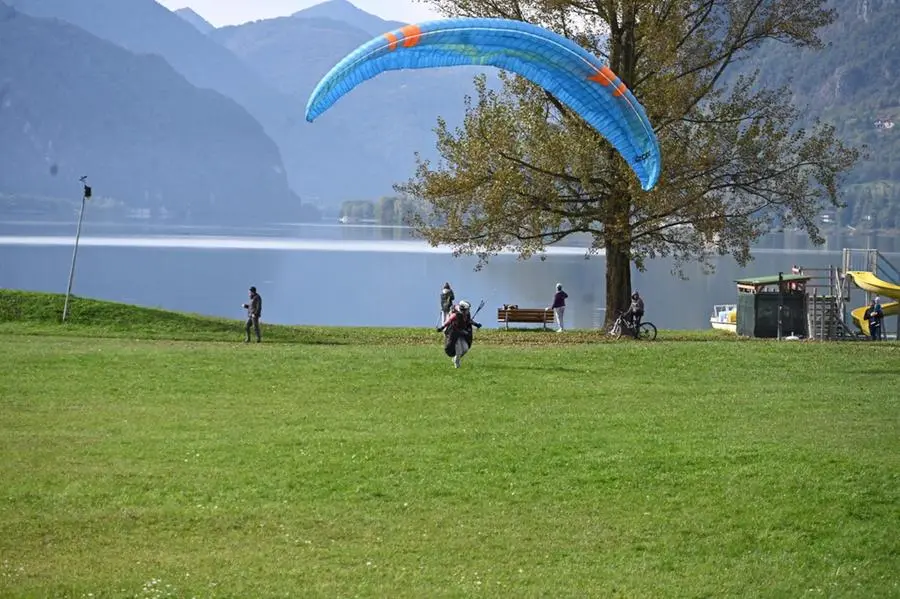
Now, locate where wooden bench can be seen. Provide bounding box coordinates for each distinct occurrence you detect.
[497,305,555,330]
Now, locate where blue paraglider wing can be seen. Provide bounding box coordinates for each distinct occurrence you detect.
[305,18,661,191]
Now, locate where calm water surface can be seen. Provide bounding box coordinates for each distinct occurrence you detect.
[1,220,898,330]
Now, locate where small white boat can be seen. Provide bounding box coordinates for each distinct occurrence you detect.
[710,304,737,333]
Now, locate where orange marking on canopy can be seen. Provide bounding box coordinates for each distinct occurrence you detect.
[384,32,399,51]
[588,65,616,86]
[613,82,628,97]
[400,24,422,48]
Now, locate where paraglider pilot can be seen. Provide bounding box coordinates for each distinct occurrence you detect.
[436,300,482,368]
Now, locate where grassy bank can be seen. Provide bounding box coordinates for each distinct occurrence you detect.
[0,289,736,344]
[0,290,897,597]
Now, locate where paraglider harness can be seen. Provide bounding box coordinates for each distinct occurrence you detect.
[437,301,484,357]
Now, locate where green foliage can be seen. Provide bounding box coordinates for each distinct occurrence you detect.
[0,308,897,596]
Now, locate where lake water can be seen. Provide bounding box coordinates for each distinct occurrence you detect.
[1,220,899,331]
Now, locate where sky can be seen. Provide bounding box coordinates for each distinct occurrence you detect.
[155,0,442,27]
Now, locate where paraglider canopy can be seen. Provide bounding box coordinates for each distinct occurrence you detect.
[305,17,661,191]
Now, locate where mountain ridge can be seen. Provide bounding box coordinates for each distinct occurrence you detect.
[3,0,896,227]
[211,4,495,204]
[291,0,407,34]
[175,7,214,34]
[0,2,307,224]
[5,0,306,192]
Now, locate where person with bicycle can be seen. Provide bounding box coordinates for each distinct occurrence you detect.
[622,291,645,339]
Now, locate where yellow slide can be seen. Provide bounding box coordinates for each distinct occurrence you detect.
[846,271,900,337]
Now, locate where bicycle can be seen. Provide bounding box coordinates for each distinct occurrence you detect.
[607,311,658,340]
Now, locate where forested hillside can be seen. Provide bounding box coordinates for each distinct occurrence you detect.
[729,0,899,227]
[0,3,306,224]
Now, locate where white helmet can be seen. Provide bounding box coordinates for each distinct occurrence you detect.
[458,300,471,311]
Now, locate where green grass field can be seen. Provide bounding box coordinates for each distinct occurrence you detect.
[1,290,897,598]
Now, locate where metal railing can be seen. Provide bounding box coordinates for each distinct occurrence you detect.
[842,248,875,274]
[841,248,899,282]
[876,253,900,285]
[793,264,862,340]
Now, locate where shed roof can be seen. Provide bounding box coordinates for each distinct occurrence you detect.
[735,274,811,286]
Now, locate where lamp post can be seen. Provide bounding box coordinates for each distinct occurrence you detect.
[62,176,92,322]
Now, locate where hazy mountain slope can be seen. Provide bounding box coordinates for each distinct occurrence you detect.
[5,0,302,179]
[211,15,374,98]
[0,3,302,224]
[725,0,899,226]
[12,0,892,223]
[5,0,284,124]
[292,0,406,34]
[6,0,459,205]
[211,5,493,204]
[175,7,214,35]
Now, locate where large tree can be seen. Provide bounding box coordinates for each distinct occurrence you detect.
[397,0,860,323]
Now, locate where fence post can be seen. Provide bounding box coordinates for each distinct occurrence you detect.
[777,272,784,340]
[817,289,822,340]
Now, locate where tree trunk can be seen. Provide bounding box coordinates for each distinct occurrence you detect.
[604,236,632,328]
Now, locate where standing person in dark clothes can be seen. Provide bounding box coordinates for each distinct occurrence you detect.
[864,296,884,341]
[440,282,455,325]
[242,286,262,343]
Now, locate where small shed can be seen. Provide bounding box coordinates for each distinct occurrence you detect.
[735,273,810,338]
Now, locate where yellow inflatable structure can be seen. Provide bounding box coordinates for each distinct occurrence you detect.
[845,271,900,337]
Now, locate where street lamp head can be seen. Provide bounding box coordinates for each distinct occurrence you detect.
[79,176,91,198]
